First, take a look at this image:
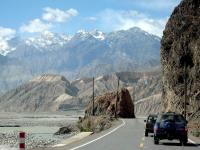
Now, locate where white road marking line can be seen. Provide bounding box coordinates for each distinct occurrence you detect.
[188,139,196,144]
[70,119,126,150]
[53,144,66,147]
[188,138,200,147]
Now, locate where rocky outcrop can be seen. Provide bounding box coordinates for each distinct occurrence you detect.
[85,88,135,118]
[0,74,79,112]
[161,0,200,118]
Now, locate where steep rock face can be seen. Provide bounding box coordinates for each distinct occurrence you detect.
[85,88,135,118]
[0,74,79,112]
[161,0,200,117]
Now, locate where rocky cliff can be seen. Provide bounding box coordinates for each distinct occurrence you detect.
[85,88,135,118]
[161,0,200,119]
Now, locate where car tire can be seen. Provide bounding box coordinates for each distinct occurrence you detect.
[145,130,148,137]
[154,136,159,145]
[180,139,187,146]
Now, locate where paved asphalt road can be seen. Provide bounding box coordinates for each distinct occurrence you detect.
[37,118,200,150]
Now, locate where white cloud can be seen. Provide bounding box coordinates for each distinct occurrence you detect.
[85,17,97,21]
[99,9,168,37]
[0,27,16,55]
[42,7,78,23]
[116,0,180,12]
[20,19,52,33]
[0,27,16,40]
[135,0,180,11]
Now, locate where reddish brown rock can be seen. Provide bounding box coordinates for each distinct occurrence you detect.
[85,88,135,118]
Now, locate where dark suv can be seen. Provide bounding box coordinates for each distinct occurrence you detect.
[144,114,157,137]
[154,112,188,145]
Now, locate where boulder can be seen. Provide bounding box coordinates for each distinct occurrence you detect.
[85,88,135,118]
[54,126,73,135]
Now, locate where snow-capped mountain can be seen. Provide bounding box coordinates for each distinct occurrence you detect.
[75,29,105,40]
[0,40,16,56]
[0,27,159,56]
[90,30,105,40]
[25,31,72,50]
[0,29,107,55]
[0,27,161,93]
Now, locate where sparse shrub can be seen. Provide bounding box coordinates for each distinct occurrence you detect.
[77,116,112,133]
[191,130,200,137]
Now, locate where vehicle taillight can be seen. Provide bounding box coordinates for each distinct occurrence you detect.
[177,127,188,132]
[154,124,160,132]
[185,127,188,132]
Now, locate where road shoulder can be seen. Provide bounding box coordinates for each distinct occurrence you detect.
[189,134,200,146]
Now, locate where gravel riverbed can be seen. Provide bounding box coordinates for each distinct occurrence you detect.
[0,132,75,149]
[0,111,83,150]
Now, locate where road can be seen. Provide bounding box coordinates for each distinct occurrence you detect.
[36,118,200,150]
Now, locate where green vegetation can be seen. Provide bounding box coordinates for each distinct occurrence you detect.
[191,130,200,137]
[188,122,200,138]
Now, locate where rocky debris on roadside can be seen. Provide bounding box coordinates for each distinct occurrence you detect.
[54,126,73,135]
[54,125,79,135]
[85,88,135,118]
[161,0,200,120]
[77,115,112,133]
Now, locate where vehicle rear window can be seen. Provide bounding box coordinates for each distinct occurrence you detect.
[158,114,185,123]
[148,116,157,121]
[174,115,185,122]
[161,115,174,120]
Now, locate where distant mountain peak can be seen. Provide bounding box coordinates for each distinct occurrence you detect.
[0,27,160,55]
[129,27,143,32]
[128,27,161,41]
[30,74,68,83]
[25,31,71,50]
[0,40,16,56]
[0,27,161,94]
[75,29,105,40]
[90,30,105,40]
[77,29,87,34]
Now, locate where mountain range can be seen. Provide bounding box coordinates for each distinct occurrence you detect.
[0,27,161,93]
[0,72,161,112]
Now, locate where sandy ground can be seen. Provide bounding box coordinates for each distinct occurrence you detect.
[0,110,84,150]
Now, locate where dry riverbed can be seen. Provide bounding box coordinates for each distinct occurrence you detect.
[0,111,84,150]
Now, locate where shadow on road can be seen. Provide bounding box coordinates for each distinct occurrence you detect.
[162,142,200,147]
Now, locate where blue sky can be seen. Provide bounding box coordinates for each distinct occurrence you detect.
[0,0,181,41]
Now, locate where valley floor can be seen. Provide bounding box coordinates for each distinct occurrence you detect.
[0,111,84,150]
